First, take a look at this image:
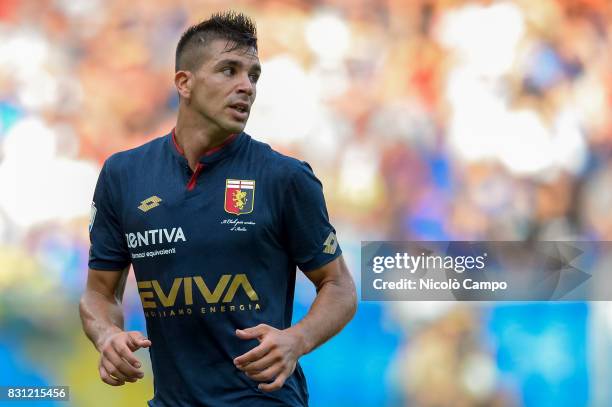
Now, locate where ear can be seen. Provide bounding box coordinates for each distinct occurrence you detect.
[175,70,193,99]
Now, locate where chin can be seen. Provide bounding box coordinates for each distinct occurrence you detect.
[224,122,247,134]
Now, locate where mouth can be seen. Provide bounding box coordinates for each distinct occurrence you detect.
[230,102,249,112]
[228,102,250,121]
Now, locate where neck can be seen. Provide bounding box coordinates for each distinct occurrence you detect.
[175,107,234,171]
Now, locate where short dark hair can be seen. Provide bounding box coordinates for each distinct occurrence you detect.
[175,11,257,72]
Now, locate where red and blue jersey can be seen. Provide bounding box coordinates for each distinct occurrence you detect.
[88,130,341,407]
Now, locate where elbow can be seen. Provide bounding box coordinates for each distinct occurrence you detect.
[344,275,358,322]
[78,294,89,324]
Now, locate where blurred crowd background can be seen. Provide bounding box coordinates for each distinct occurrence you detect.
[1,0,612,405]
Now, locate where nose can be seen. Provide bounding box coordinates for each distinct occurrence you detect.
[237,73,254,96]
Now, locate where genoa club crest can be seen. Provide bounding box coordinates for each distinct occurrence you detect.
[224,179,255,215]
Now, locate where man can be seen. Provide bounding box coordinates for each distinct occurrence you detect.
[79,11,356,407]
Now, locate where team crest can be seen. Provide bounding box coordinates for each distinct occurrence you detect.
[225,179,255,215]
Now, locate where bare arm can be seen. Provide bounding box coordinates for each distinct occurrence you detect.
[79,267,151,386]
[289,255,357,353]
[80,267,129,350]
[234,255,357,391]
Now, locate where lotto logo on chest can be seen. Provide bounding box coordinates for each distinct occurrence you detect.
[224,179,255,215]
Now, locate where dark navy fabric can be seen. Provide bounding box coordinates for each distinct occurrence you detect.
[88,131,342,407]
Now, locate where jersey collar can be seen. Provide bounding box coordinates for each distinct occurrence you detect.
[168,128,245,166]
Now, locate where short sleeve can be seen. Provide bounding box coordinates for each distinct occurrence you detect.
[88,160,130,271]
[281,162,342,272]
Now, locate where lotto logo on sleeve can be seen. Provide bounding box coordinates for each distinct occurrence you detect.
[89,202,97,232]
[225,179,255,215]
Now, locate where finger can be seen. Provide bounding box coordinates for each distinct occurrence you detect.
[115,342,144,370]
[234,342,272,366]
[236,324,270,340]
[99,364,125,386]
[102,353,139,381]
[122,375,138,383]
[240,351,280,374]
[258,371,288,392]
[101,357,130,382]
[246,363,283,382]
[128,331,152,350]
[106,343,142,375]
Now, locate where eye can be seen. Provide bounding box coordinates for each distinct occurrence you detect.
[222,67,235,76]
[249,73,260,83]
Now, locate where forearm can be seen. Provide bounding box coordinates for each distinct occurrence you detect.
[79,290,125,351]
[289,275,357,355]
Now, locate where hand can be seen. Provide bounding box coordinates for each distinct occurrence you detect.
[97,330,151,386]
[234,324,306,392]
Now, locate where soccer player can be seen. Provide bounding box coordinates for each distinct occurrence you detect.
[79,11,357,407]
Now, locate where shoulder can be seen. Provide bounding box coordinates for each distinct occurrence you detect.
[245,135,314,181]
[103,134,167,174]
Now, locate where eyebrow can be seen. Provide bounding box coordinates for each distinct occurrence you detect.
[214,58,261,73]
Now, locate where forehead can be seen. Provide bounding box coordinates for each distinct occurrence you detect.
[201,38,260,67]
